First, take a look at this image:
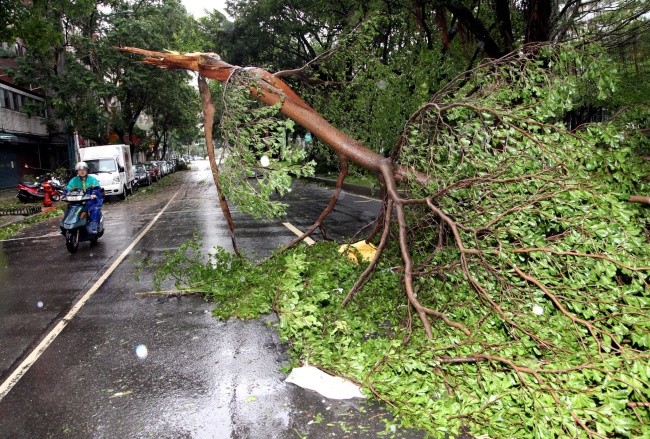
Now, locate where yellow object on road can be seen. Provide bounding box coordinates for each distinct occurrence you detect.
[338,240,377,263]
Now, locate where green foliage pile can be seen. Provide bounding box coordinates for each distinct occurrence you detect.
[153,227,648,438]
[390,45,650,437]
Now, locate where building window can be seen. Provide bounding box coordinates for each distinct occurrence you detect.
[0,87,46,116]
[4,90,13,109]
[12,92,20,110]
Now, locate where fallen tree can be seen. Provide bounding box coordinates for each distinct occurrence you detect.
[121,44,649,437]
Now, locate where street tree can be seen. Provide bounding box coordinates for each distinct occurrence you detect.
[212,0,649,172]
[6,0,200,155]
[0,0,27,43]
[148,78,200,159]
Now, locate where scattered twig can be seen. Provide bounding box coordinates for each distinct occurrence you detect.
[629,195,650,205]
[136,289,203,297]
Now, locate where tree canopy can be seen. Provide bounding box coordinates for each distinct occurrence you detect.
[3,0,201,157]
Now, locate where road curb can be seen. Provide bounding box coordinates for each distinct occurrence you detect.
[0,205,62,229]
[0,205,41,216]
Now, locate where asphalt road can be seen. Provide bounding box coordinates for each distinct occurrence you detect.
[0,161,427,438]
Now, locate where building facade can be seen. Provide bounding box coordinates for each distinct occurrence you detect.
[0,40,72,189]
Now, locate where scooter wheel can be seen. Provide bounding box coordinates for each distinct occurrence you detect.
[66,230,79,253]
[51,193,62,202]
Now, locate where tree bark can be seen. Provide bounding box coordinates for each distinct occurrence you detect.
[444,1,503,58]
[629,195,650,205]
[197,74,239,255]
[494,0,514,51]
[525,0,553,43]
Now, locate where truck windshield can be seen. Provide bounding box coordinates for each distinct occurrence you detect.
[86,159,116,173]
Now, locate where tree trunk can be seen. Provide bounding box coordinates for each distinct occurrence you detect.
[525,0,552,43]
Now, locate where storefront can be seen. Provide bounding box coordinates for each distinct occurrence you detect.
[0,132,71,188]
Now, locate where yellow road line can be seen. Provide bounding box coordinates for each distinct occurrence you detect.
[282,222,315,245]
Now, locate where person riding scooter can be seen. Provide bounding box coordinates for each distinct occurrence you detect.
[66,161,103,234]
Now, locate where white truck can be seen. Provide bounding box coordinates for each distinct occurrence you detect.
[79,144,135,200]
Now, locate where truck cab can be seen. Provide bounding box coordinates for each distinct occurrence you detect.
[79,144,135,200]
[84,158,125,198]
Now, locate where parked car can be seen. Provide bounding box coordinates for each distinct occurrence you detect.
[154,160,167,177]
[134,164,151,187]
[144,162,160,182]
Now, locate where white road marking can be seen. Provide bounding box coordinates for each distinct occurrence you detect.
[282,222,315,245]
[0,189,181,401]
[0,231,61,242]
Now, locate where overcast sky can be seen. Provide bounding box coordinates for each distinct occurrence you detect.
[181,0,230,19]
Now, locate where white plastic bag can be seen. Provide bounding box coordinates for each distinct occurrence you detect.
[285,365,365,400]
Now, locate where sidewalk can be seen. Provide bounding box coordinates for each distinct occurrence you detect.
[0,189,59,229]
[0,189,22,228]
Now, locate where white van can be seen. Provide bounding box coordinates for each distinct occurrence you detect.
[79,144,135,200]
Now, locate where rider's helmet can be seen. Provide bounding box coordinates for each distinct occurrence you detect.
[75,161,89,171]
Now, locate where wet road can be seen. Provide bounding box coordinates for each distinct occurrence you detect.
[0,161,425,438]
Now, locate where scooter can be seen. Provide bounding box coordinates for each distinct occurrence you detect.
[16,181,44,203]
[59,190,104,253]
[47,177,66,198]
[17,177,64,203]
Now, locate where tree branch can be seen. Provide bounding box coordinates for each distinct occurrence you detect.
[198,74,239,255]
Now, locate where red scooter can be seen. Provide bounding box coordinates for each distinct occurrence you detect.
[16,177,64,203]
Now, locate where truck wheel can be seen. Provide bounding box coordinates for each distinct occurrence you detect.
[120,186,127,200]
